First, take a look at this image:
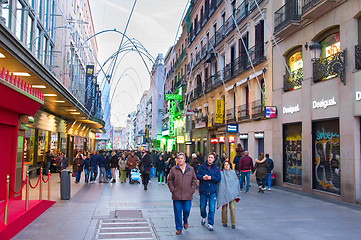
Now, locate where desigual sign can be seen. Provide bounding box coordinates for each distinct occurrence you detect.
[283,104,300,114]
[356,91,361,101]
[312,97,337,109]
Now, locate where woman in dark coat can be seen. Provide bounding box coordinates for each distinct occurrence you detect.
[73,153,85,183]
[139,152,152,190]
[110,151,118,183]
[156,155,166,184]
[254,153,269,193]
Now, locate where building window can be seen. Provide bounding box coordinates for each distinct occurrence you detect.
[38,0,42,20]
[16,0,25,41]
[283,123,302,186]
[26,14,34,49]
[284,48,303,92]
[1,0,10,28]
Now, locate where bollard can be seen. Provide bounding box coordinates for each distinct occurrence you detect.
[39,167,42,200]
[48,170,51,200]
[4,175,10,225]
[26,171,29,210]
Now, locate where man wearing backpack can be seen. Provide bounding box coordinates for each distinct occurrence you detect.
[265,153,274,191]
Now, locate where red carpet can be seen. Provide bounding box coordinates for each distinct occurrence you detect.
[0,199,55,239]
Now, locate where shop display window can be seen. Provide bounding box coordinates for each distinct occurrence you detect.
[283,123,302,186]
[24,128,35,166]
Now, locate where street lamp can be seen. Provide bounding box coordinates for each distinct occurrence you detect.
[309,42,322,62]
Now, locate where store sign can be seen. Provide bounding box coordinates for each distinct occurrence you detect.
[227,124,238,133]
[211,138,218,144]
[186,109,195,115]
[214,99,224,124]
[254,132,264,139]
[239,133,248,139]
[162,129,169,136]
[85,65,95,112]
[166,94,182,136]
[195,119,207,129]
[219,136,225,143]
[283,104,300,115]
[185,141,193,145]
[356,91,361,101]
[265,106,277,118]
[228,135,235,143]
[177,136,185,143]
[312,97,336,109]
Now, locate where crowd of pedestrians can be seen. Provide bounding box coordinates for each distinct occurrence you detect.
[47,147,274,235]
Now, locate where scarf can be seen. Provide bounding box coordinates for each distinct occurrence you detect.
[216,169,240,209]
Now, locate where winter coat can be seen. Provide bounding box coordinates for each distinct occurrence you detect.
[236,146,244,157]
[98,154,105,168]
[266,157,274,173]
[110,155,118,168]
[56,156,68,170]
[104,155,111,169]
[254,159,269,179]
[168,164,197,200]
[90,154,98,167]
[156,159,166,172]
[196,162,222,194]
[84,157,90,170]
[139,154,152,173]
[73,157,85,172]
[127,155,139,170]
[118,158,126,171]
[238,155,254,172]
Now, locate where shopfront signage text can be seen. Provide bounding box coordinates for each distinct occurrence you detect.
[283,104,300,114]
[211,138,218,144]
[312,97,336,109]
[219,136,225,143]
[226,124,238,133]
[177,136,185,143]
[228,135,235,143]
[254,132,264,139]
[356,91,361,101]
[214,99,224,124]
[239,134,248,139]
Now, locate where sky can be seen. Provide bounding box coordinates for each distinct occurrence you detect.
[89,0,189,127]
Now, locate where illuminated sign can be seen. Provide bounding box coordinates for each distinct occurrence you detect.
[226,124,238,133]
[312,97,336,109]
[356,91,361,101]
[283,105,300,115]
[239,134,248,139]
[265,106,277,118]
[185,141,193,145]
[162,130,169,136]
[177,136,185,143]
[214,99,224,124]
[166,94,182,136]
[254,132,264,139]
[211,138,218,144]
[219,136,225,143]
[228,135,235,143]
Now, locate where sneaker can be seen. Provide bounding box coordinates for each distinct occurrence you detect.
[223,224,228,227]
[201,218,206,226]
[268,188,271,191]
[208,224,214,231]
[232,225,236,229]
[162,182,165,185]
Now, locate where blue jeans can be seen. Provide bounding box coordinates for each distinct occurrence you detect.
[90,166,98,181]
[106,168,111,179]
[99,167,106,182]
[266,173,272,189]
[158,171,164,183]
[240,171,251,192]
[75,171,81,182]
[200,193,216,226]
[173,200,192,230]
[84,168,90,182]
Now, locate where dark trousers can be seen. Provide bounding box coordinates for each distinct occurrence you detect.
[142,172,150,186]
[256,178,266,188]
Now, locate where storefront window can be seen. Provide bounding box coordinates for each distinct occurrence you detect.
[312,119,341,195]
[284,50,303,92]
[283,123,302,186]
[50,132,58,152]
[320,32,340,59]
[24,128,35,166]
[37,130,49,162]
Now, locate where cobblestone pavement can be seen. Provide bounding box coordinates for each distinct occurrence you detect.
[13,174,361,240]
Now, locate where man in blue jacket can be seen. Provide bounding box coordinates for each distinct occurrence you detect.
[90,150,98,183]
[196,153,221,231]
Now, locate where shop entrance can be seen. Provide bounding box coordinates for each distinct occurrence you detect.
[0,124,15,200]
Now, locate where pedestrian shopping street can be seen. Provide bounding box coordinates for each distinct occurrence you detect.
[13,174,361,240]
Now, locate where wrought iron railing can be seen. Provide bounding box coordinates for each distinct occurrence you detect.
[313,51,346,84]
[274,0,301,33]
[205,71,223,93]
[236,0,249,24]
[238,104,250,121]
[283,68,303,92]
[301,0,320,13]
[247,43,266,67]
[251,99,265,119]
[355,44,361,70]
[226,108,236,122]
[192,84,204,100]
[249,0,263,10]
[224,56,248,81]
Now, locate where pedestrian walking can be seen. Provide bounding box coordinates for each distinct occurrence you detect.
[265,153,274,190]
[238,151,254,193]
[84,153,91,183]
[217,161,240,229]
[73,153,85,183]
[98,151,107,183]
[167,153,197,235]
[118,153,127,183]
[90,151,98,183]
[56,152,68,180]
[254,153,269,193]
[110,151,118,183]
[196,153,221,231]
[139,151,151,190]
[156,155,166,184]
[233,143,244,174]
[105,153,111,181]
[127,151,139,182]
[45,150,53,175]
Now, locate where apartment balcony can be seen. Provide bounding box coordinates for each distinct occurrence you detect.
[236,0,249,24]
[249,0,263,10]
[301,0,342,19]
[224,56,248,82]
[238,104,250,121]
[251,99,265,119]
[312,51,346,84]
[205,71,223,93]
[224,15,236,36]
[355,44,361,70]
[274,0,301,37]
[283,68,303,92]
[226,108,237,123]
[192,85,203,101]
[247,43,266,67]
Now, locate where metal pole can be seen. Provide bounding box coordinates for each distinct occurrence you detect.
[4,175,10,225]
[26,171,29,210]
[39,167,43,200]
[48,170,51,200]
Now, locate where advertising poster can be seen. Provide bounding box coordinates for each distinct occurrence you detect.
[312,119,341,195]
[214,99,223,124]
[283,123,302,185]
